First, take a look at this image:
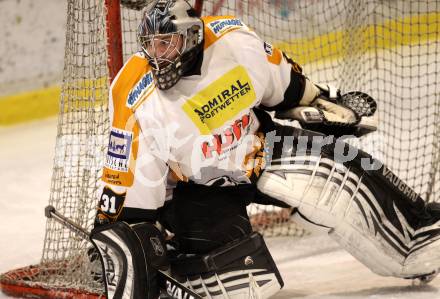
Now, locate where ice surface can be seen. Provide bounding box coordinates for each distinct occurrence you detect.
[268,236,440,299]
[1,118,439,298]
[0,118,56,274]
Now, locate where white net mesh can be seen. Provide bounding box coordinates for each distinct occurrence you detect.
[1,0,439,297]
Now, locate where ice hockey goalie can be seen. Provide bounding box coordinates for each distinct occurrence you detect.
[90,1,440,298]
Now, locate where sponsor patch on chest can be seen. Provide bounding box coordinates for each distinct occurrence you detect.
[105,127,133,172]
[207,18,247,37]
[182,65,256,134]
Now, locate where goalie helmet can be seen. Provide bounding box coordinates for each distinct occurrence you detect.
[138,0,203,90]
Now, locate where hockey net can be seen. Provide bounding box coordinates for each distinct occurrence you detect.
[1,0,440,298]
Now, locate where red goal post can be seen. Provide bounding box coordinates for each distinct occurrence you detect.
[105,0,124,83]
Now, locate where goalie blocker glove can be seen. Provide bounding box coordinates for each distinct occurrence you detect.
[90,221,169,299]
[276,83,378,137]
[169,232,284,299]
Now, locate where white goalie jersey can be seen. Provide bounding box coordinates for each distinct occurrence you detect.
[96,15,308,217]
[95,12,440,297]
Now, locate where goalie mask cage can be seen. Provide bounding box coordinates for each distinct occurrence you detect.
[1,0,439,298]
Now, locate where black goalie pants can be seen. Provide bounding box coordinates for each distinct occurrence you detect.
[257,123,440,278]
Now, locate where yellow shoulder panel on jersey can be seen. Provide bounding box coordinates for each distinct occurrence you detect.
[202,15,249,49]
[114,55,155,116]
[102,55,151,187]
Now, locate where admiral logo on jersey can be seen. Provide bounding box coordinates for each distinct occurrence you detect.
[193,80,250,122]
[207,18,246,37]
[105,127,133,172]
[126,72,154,109]
[182,65,256,134]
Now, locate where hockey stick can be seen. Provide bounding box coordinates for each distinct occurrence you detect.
[44,205,202,299]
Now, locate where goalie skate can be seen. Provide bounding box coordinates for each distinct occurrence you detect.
[407,270,438,285]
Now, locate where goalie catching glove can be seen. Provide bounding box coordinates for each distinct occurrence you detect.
[276,83,378,137]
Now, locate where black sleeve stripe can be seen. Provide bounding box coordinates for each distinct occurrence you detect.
[283,52,303,73]
[261,69,306,111]
[119,207,158,223]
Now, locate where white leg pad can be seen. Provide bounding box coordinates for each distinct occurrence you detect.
[257,157,440,278]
